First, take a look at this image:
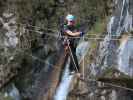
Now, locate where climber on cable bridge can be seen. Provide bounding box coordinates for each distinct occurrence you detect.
[60,14,84,72]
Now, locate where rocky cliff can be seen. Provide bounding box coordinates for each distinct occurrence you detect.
[0,0,133,100]
[68,0,133,100]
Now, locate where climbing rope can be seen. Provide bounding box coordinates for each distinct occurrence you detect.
[18,23,131,37]
[18,23,133,41]
[66,39,79,73]
[18,28,128,48]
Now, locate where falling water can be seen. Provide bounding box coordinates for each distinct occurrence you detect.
[107,16,115,35]
[118,37,133,76]
[54,57,74,100]
[54,41,90,100]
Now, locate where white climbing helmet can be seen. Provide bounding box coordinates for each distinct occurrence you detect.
[66,14,76,21]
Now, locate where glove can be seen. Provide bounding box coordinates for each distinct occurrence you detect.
[80,32,84,36]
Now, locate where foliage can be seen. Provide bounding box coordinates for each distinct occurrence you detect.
[87,18,107,37]
[15,0,113,30]
[0,93,13,100]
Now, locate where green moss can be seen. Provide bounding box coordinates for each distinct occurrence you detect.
[101,67,130,79]
[97,67,133,89]
[91,41,97,49]
[87,19,107,37]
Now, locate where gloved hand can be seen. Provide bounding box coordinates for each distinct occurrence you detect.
[80,31,84,36]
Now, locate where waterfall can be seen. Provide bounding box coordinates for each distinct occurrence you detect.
[107,16,115,35]
[118,37,133,77]
[54,41,90,100]
[54,57,74,100]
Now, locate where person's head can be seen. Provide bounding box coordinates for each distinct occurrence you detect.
[65,14,76,26]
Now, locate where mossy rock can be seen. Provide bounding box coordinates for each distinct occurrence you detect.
[97,67,133,89]
[101,67,130,79]
[87,18,107,38]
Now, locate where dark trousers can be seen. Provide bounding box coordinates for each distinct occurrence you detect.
[69,44,79,72]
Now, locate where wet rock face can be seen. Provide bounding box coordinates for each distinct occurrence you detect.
[97,0,133,71]
[106,0,133,76]
[106,0,133,67]
[108,0,133,35]
[89,35,119,77]
[90,0,133,77]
